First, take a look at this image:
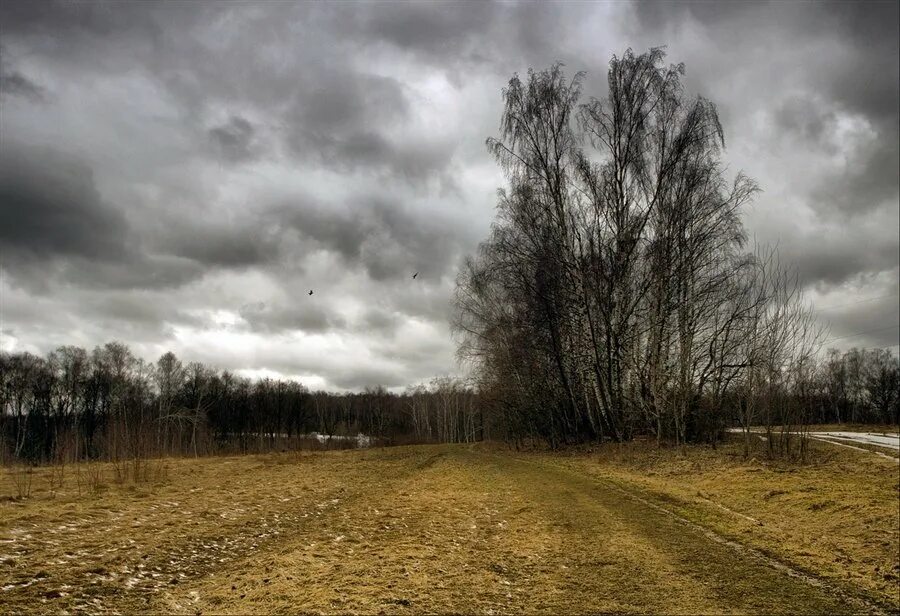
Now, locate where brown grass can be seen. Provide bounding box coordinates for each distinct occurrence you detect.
[0,442,896,614]
[555,435,900,608]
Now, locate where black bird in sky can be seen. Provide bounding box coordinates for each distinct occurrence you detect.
[308,290,313,296]
[412,272,418,279]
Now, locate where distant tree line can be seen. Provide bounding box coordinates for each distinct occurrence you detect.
[1,336,894,468]
[0,342,480,465]
[816,347,899,425]
[454,48,898,452]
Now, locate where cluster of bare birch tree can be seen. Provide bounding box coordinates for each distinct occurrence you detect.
[455,49,833,448]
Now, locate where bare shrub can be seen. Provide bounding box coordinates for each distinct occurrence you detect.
[149,458,170,485]
[75,461,105,495]
[9,463,34,499]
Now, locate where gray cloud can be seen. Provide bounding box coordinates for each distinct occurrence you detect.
[787,230,898,290]
[154,218,279,270]
[812,137,899,218]
[208,115,258,163]
[0,51,46,102]
[624,0,898,295]
[819,284,900,350]
[0,70,44,100]
[356,3,496,56]
[0,142,209,292]
[328,365,409,391]
[293,74,408,132]
[360,306,402,335]
[632,1,759,30]
[272,197,468,282]
[281,71,459,185]
[0,142,130,263]
[809,3,899,218]
[239,301,346,335]
[772,96,839,153]
[0,1,896,386]
[290,129,457,187]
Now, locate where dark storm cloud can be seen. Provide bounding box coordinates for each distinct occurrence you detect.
[208,116,258,163]
[282,71,457,184]
[632,0,759,30]
[272,197,468,282]
[361,307,401,334]
[239,301,346,335]
[0,142,130,262]
[348,2,499,59]
[327,364,409,391]
[812,137,899,217]
[90,292,196,330]
[54,256,204,293]
[0,49,46,102]
[293,74,408,131]
[818,1,899,114]
[0,0,217,62]
[155,218,279,270]
[1,1,896,382]
[772,92,898,222]
[1,0,150,33]
[784,231,898,289]
[807,3,900,217]
[290,129,457,186]
[628,0,899,292]
[818,287,900,349]
[3,1,460,181]
[0,143,216,292]
[0,69,44,101]
[268,204,365,264]
[773,97,839,153]
[333,1,575,84]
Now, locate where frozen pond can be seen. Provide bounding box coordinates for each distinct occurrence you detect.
[729,428,899,452]
[307,432,373,448]
[810,431,899,451]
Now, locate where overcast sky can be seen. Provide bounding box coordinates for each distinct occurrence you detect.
[1,1,898,390]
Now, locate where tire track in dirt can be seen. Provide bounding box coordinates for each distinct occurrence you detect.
[487,451,872,614]
[178,447,866,614]
[600,477,892,615]
[156,447,457,613]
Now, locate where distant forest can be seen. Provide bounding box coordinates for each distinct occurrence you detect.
[0,341,896,465]
[1,342,480,465]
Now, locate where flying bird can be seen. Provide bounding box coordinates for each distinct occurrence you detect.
[308,290,314,296]
[412,272,418,279]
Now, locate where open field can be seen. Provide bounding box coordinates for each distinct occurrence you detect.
[1,439,898,615]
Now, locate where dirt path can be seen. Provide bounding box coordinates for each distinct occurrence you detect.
[161,447,871,615]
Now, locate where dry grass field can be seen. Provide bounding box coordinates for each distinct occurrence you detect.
[1,438,897,615]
